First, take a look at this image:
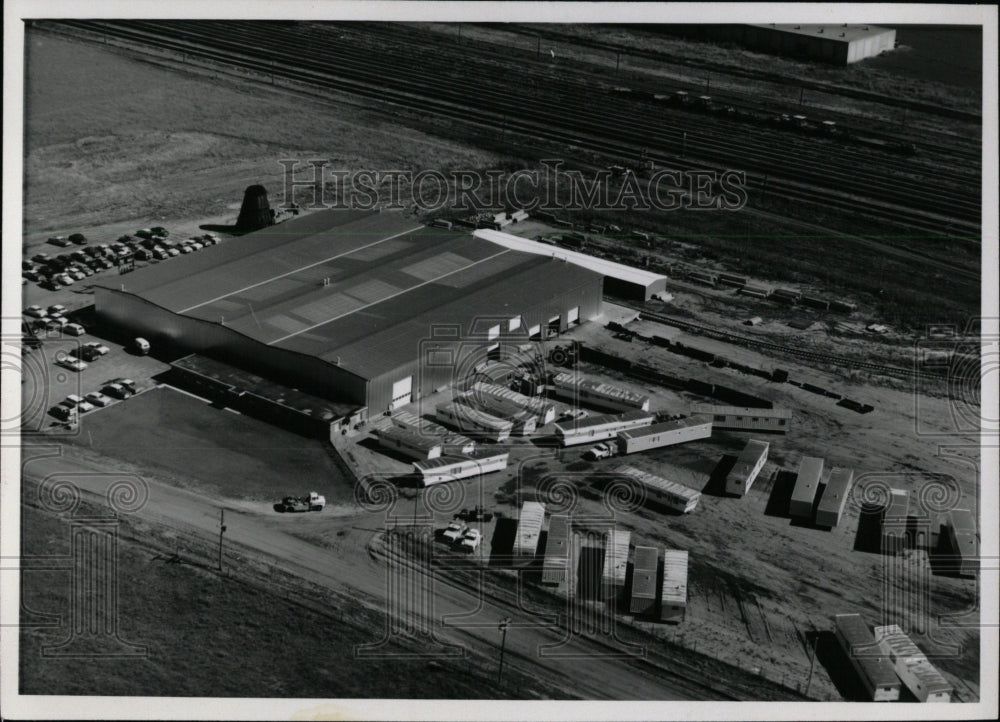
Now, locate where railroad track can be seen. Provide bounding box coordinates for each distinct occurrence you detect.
[45,20,980,239]
[620,302,949,380]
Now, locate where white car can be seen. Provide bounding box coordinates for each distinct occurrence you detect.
[47,304,68,316]
[85,391,113,407]
[84,342,111,356]
[586,443,616,460]
[69,269,86,281]
[56,273,74,285]
[64,323,86,336]
[459,528,482,552]
[62,394,94,413]
[178,244,192,254]
[25,305,47,318]
[56,357,87,372]
[442,520,467,543]
[166,248,180,257]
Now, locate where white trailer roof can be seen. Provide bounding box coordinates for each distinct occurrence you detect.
[601,529,631,587]
[552,372,650,406]
[631,546,658,600]
[617,415,712,440]
[541,515,570,584]
[475,228,667,289]
[661,550,689,605]
[616,465,701,503]
[513,501,546,557]
[692,404,792,419]
[874,625,953,695]
[438,401,513,433]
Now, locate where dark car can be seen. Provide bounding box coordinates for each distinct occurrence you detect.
[74,346,102,362]
[69,233,88,245]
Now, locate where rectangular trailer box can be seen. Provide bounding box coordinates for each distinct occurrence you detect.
[629,545,659,616]
[789,456,824,519]
[513,501,546,562]
[616,466,701,514]
[553,410,655,447]
[726,439,769,497]
[833,614,901,702]
[815,467,854,527]
[550,371,651,412]
[660,550,689,623]
[541,514,570,586]
[874,624,952,702]
[601,529,631,602]
[616,415,713,454]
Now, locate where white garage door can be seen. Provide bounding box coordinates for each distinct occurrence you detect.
[528,324,541,339]
[390,376,413,410]
[567,306,579,324]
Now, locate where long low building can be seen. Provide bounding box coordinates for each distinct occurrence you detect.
[549,372,651,413]
[469,381,556,425]
[615,466,701,514]
[541,514,570,586]
[412,449,510,486]
[553,410,655,446]
[615,415,713,455]
[96,209,604,423]
[601,529,631,602]
[881,488,910,555]
[435,400,513,442]
[513,501,546,562]
[390,410,475,454]
[692,404,791,433]
[874,625,952,703]
[372,425,443,460]
[946,508,978,577]
[457,391,537,437]
[629,546,659,616]
[789,456,824,519]
[660,550,689,623]
[726,439,769,497]
[832,614,901,702]
[815,467,854,527]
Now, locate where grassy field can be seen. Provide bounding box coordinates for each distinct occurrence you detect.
[19,489,568,698]
[65,387,354,505]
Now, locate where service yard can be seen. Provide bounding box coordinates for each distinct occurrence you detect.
[11,13,991,715]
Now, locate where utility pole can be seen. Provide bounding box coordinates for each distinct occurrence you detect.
[218,509,227,572]
[799,87,805,106]
[805,631,819,697]
[497,617,512,683]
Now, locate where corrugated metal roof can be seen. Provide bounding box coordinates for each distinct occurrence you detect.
[692,404,792,419]
[631,546,658,600]
[391,410,474,450]
[834,614,900,688]
[552,372,651,406]
[617,415,712,440]
[616,466,701,504]
[555,410,654,432]
[661,550,688,605]
[470,381,553,417]
[372,426,442,452]
[541,515,570,584]
[412,449,509,471]
[601,529,631,586]
[874,625,953,695]
[104,210,602,380]
[513,501,546,557]
[475,228,667,290]
[438,400,514,433]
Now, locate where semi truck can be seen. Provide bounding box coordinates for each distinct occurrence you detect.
[278,492,326,513]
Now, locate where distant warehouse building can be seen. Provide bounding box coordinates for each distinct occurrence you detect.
[95,209,603,425]
[692,404,791,433]
[726,439,769,497]
[615,415,713,455]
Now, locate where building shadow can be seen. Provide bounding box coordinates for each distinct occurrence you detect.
[488,516,518,566]
[702,454,736,496]
[576,544,605,601]
[853,505,885,553]
[810,630,869,701]
[764,469,797,517]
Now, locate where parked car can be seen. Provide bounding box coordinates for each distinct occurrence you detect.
[111,378,139,394]
[134,248,152,261]
[24,305,46,318]
[441,519,468,543]
[22,270,41,282]
[84,342,111,356]
[84,246,102,257]
[68,269,86,281]
[69,233,88,245]
[133,338,150,355]
[166,248,180,257]
[459,528,483,552]
[64,323,86,336]
[49,405,73,421]
[85,391,113,407]
[178,244,192,254]
[48,236,72,247]
[586,442,616,460]
[45,317,69,332]
[152,248,169,260]
[102,382,132,399]
[56,274,74,286]
[74,346,102,362]
[31,253,51,264]
[62,394,94,412]
[150,226,168,237]
[135,229,153,240]
[48,305,68,316]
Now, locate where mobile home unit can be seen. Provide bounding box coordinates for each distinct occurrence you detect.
[881,488,910,555]
[874,624,952,702]
[513,501,546,562]
[553,410,656,446]
[435,400,513,442]
[470,381,556,425]
[815,467,854,527]
[615,415,713,455]
[457,391,537,437]
[550,371,651,412]
[789,456,824,519]
[692,404,791,433]
[541,514,570,586]
[726,439,769,497]
[412,450,510,486]
[832,614,901,702]
[391,409,476,454]
[616,466,701,514]
[371,425,443,460]
[946,508,978,577]
[660,550,689,623]
[629,546,659,616]
[601,529,631,601]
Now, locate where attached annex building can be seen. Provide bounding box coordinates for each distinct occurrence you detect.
[95,210,603,423]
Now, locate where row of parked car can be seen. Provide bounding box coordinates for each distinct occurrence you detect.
[24,227,221,291]
[50,378,140,420]
[440,519,483,552]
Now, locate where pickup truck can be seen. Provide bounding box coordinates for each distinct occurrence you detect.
[586,442,617,461]
[278,491,326,513]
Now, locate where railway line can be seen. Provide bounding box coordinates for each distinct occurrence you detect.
[49,19,981,240]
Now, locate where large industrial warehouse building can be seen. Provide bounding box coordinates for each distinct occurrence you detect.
[95,210,604,422]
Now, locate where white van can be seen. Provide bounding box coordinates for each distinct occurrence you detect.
[134,337,150,356]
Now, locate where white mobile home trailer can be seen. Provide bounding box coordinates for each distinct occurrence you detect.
[692,404,791,433]
[470,381,556,425]
[457,391,537,437]
[550,372,651,412]
[616,466,701,514]
[391,410,476,454]
[725,439,769,497]
[553,410,655,446]
[660,550,689,623]
[881,488,910,555]
[601,529,631,601]
[541,514,570,586]
[789,456,824,519]
[629,545,659,616]
[833,614,901,702]
[372,426,443,461]
[615,415,713,454]
[435,400,513,442]
[513,501,546,562]
[412,450,510,486]
[874,625,952,702]
[815,467,854,527]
